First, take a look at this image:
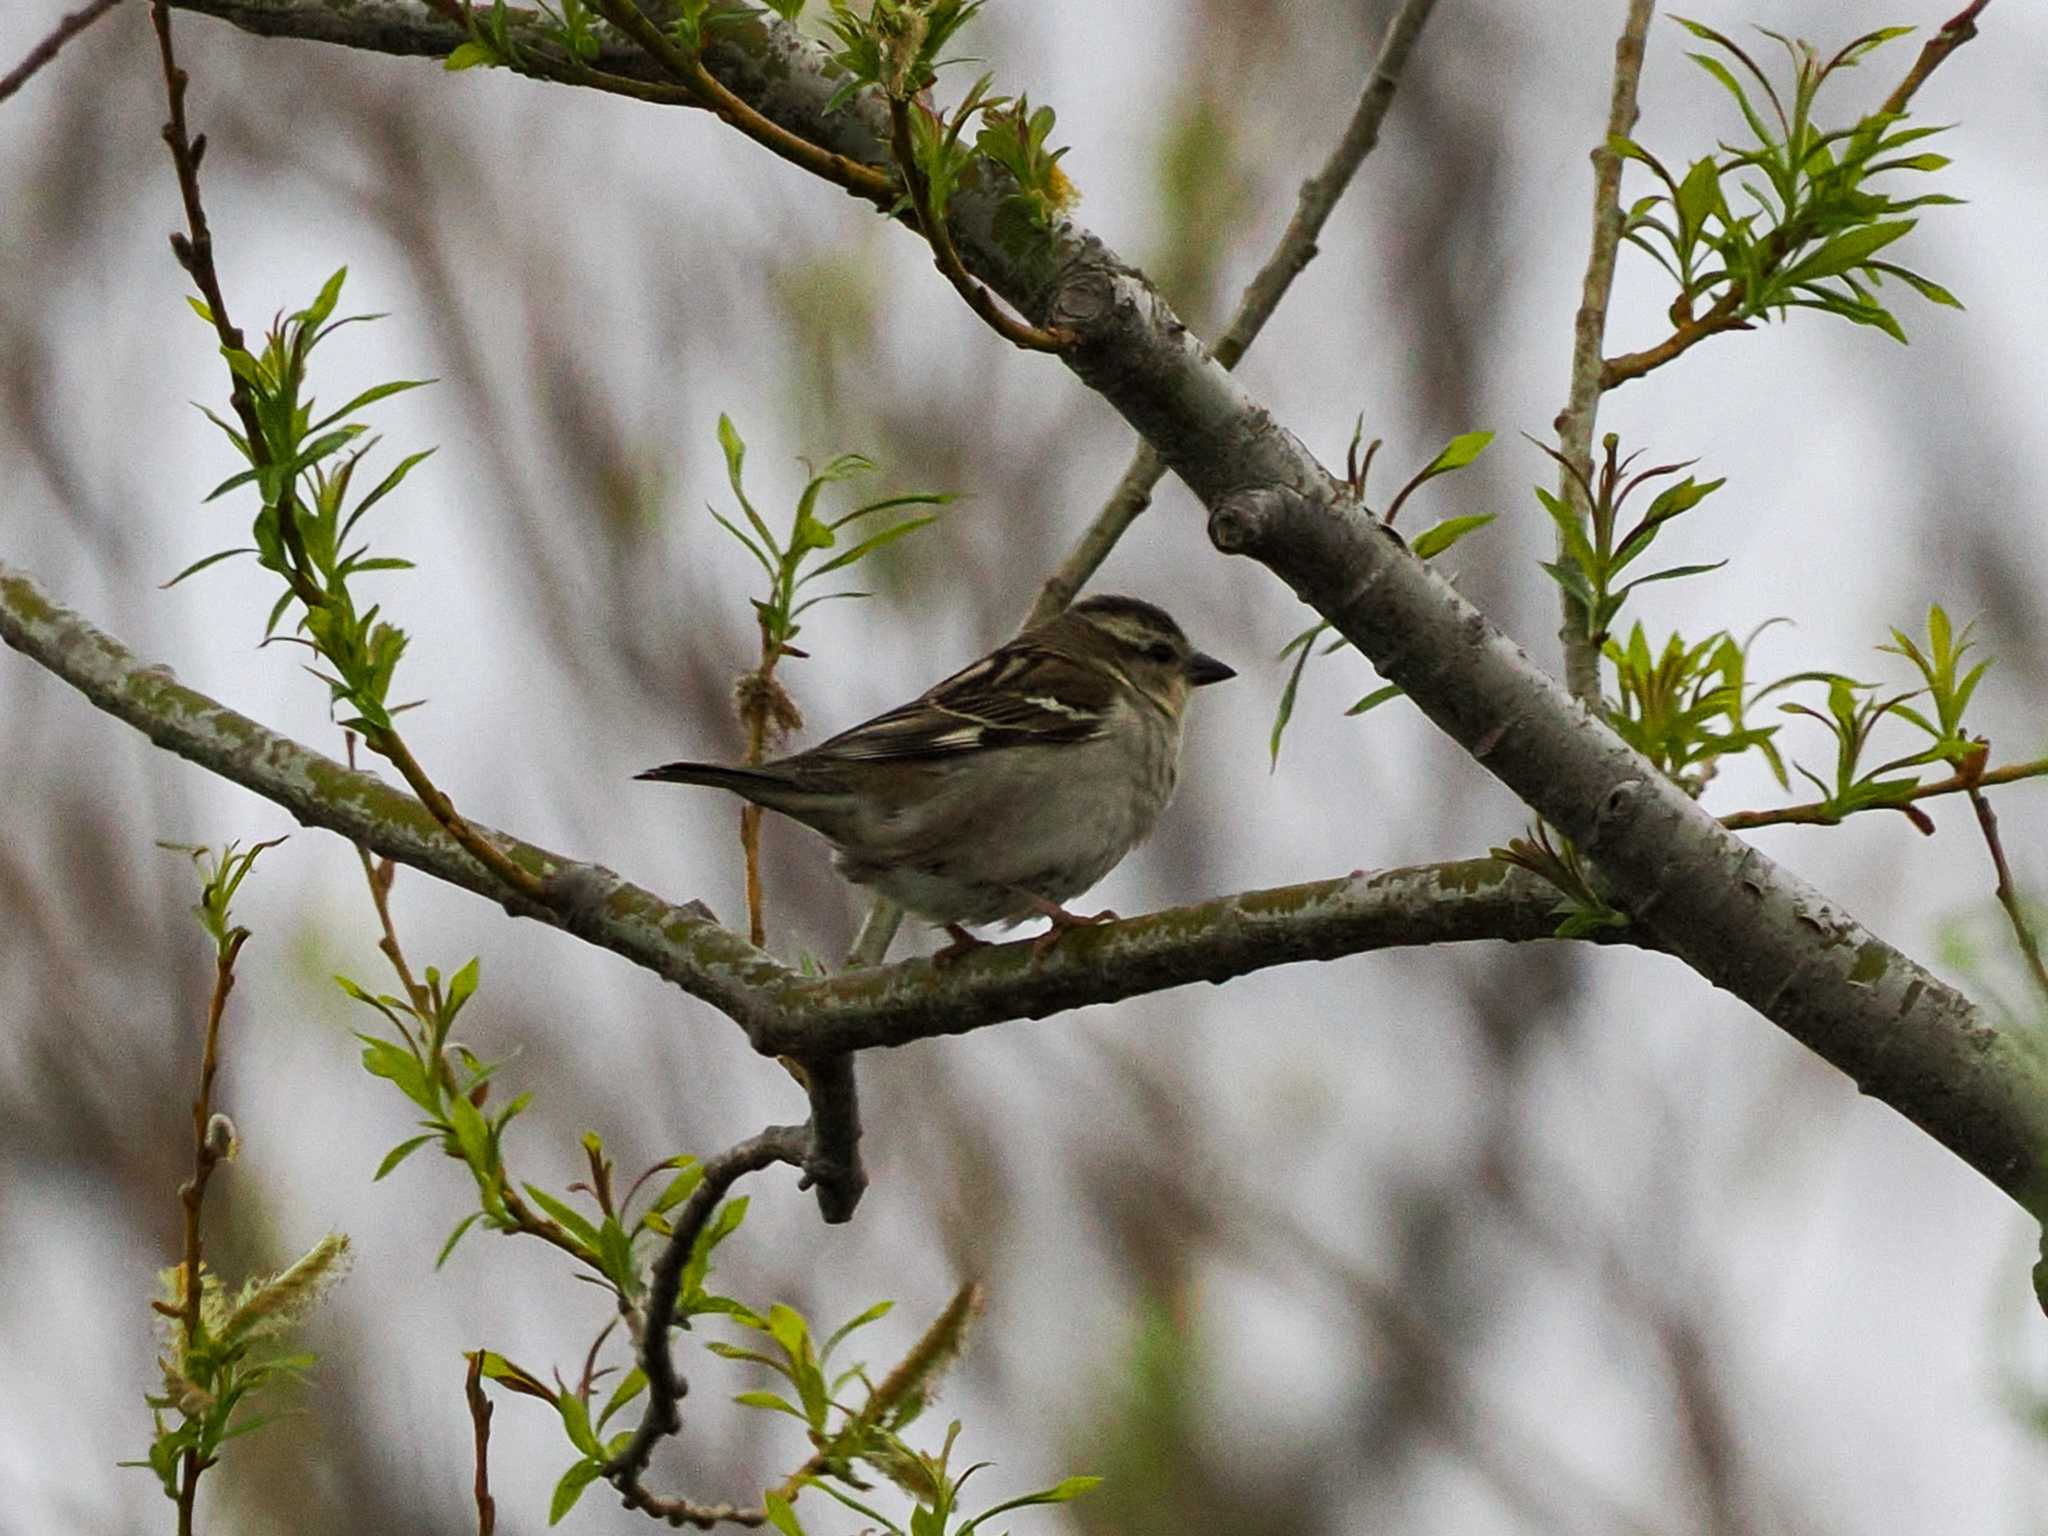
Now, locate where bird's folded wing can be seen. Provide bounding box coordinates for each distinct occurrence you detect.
[807,642,1119,763]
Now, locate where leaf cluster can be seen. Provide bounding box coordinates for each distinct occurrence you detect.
[767,1415,1101,1536]
[1269,427,1497,764]
[825,1,1075,230]
[1538,432,1726,650]
[1602,622,1791,798]
[1491,823,1631,940]
[172,268,434,736]
[157,835,286,959]
[124,1237,351,1502]
[712,413,952,662]
[1771,609,1989,824]
[1616,19,1961,343]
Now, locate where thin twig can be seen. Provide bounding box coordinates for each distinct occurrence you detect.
[1882,0,1990,117]
[149,0,328,608]
[1553,0,1656,706]
[1968,784,2048,1004]
[606,1124,808,1520]
[888,97,1070,353]
[1026,0,1439,626]
[1718,753,2048,831]
[464,1353,497,1536]
[344,810,597,1267]
[367,729,546,900]
[173,926,248,1536]
[153,0,544,906]
[587,0,893,206]
[0,0,123,105]
[1598,1,1991,392]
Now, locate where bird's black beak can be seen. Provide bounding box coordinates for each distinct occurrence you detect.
[1186,651,1236,687]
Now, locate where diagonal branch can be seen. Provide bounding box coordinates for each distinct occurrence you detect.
[0,0,124,106]
[0,558,1587,1047]
[54,0,2048,1222]
[1552,0,1656,706]
[1028,0,1439,625]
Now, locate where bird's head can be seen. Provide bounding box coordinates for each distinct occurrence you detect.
[1054,594,1235,716]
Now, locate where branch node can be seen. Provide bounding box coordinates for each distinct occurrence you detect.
[1208,487,1287,554]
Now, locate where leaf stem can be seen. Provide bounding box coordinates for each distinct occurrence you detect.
[587,0,894,206]
[1968,783,2048,1004]
[887,96,1071,354]
[1719,753,2048,830]
[173,926,247,1536]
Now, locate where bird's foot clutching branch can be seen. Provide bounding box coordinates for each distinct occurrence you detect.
[1026,897,1118,960]
[934,924,991,966]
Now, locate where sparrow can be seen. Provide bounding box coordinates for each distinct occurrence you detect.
[638,594,1234,958]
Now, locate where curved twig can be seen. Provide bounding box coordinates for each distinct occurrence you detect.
[605,1124,808,1520]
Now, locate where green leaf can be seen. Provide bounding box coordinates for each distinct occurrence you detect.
[734,1390,807,1418]
[549,1458,604,1525]
[596,1367,647,1433]
[1782,220,1915,285]
[558,1389,601,1457]
[764,1490,809,1536]
[308,378,433,436]
[1410,513,1496,560]
[162,547,256,588]
[1269,625,1320,769]
[373,1134,435,1181]
[445,1091,493,1172]
[1615,560,1729,596]
[802,515,938,580]
[522,1184,601,1253]
[646,1158,704,1220]
[204,465,263,503]
[1424,430,1493,475]
[436,1210,484,1269]
[1867,261,1962,309]
[443,39,503,69]
[957,1475,1105,1534]
[828,491,954,530]
[475,1350,556,1399]
[339,447,437,540]
[1346,684,1404,717]
[304,267,349,331]
[821,1299,894,1364]
[717,414,778,556]
[356,1033,436,1114]
[444,955,481,1019]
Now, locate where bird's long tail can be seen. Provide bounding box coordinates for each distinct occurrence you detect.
[637,760,831,817]
[636,761,781,793]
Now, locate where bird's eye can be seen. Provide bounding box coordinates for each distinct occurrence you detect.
[1144,641,1177,665]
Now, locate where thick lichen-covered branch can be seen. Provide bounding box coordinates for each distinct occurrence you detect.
[0,560,1585,1050]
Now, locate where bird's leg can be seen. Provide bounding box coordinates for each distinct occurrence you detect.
[1024,894,1119,960]
[933,923,990,966]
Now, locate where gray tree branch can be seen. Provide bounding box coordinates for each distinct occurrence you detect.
[31,0,2048,1219]
[0,560,1579,1043]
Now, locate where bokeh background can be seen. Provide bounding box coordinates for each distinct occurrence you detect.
[6,1,2048,1531]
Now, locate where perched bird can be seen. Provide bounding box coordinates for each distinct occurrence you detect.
[638,595,1235,958]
